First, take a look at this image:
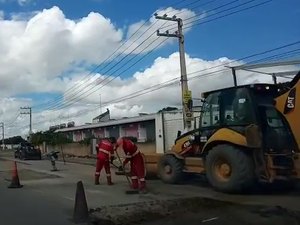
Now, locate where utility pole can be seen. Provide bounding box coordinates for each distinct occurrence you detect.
[155,13,192,130]
[99,94,102,114]
[20,107,32,140]
[0,122,4,150]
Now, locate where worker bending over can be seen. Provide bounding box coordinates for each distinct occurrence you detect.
[116,137,146,192]
[95,137,116,185]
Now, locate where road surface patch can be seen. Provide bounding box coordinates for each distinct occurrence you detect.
[88,197,300,225]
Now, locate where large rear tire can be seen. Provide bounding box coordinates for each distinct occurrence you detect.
[205,144,255,193]
[158,154,184,184]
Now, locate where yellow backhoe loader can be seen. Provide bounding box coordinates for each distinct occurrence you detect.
[147,69,300,193]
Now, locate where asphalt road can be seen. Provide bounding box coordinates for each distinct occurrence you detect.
[1,150,300,225]
[0,183,75,225]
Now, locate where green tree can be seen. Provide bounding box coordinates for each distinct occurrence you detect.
[30,131,72,146]
[0,136,26,145]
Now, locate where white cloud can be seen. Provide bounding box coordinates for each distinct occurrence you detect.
[3,51,295,137]
[60,53,258,118]
[122,7,196,54]
[0,6,198,136]
[1,6,294,137]
[0,6,124,97]
[2,53,233,136]
[0,6,196,98]
[0,0,32,6]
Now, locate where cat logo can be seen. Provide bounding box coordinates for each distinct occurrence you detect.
[182,140,191,149]
[284,88,296,114]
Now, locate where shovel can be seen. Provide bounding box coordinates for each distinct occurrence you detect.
[115,150,139,194]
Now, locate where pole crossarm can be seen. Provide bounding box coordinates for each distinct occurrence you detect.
[20,107,32,137]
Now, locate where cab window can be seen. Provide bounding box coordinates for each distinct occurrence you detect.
[201,92,220,127]
[223,88,254,125]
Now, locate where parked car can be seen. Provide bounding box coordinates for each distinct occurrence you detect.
[14,142,42,160]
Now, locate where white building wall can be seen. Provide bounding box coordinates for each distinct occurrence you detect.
[155,110,201,153]
[155,113,164,154]
[163,111,184,152]
[104,128,109,137]
[137,123,147,142]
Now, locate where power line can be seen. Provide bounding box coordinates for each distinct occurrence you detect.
[178,0,209,9]
[19,1,274,119]
[161,0,241,30]
[249,48,300,64]
[38,35,299,118]
[59,0,271,111]
[4,112,20,127]
[102,42,300,104]
[189,0,219,11]
[32,1,198,110]
[42,0,265,112]
[184,0,273,29]
[9,55,299,134]
[36,24,163,111]
[32,21,150,109]
[46,37,166,111]
[36,0,228,112]
[161,0,273,33]
[32,1,256,112]
[74,44,300,111]
[14,0,292,125]
[43,14,175,112]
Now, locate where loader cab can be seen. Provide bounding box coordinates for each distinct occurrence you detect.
[200,84,296,152]
[201,86,256,132]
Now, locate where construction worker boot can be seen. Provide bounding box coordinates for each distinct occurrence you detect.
[107,176,114,185]
[131,178,139,190]
[95,176,100,185]
[139,179,147,193]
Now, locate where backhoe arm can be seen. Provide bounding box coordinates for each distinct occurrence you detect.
[275,71,300,178]
[275,71,300,150]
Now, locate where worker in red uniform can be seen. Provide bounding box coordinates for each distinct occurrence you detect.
[94,137,116,185]
[116,137,146,192]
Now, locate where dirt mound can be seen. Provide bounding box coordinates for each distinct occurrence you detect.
[88,197,300,225]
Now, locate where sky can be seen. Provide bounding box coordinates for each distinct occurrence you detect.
[0,0,299,138]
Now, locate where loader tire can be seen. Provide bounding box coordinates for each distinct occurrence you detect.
[206,145,255,193]
[158,154,184,184]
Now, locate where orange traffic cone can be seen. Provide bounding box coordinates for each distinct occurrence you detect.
[8,161,23,188]
[73,181,89,223]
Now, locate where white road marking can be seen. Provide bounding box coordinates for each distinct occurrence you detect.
[86,189,106,194]
[202,217,219,223]
[63,196,74,201]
